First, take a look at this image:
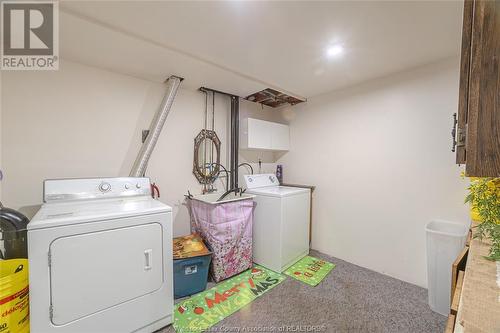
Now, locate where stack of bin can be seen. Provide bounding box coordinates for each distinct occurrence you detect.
[173,233,212,299]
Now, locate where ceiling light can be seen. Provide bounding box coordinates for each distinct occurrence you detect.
[326,45,344,58]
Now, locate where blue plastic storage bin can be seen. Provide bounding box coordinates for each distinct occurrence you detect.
[173,254,211,299]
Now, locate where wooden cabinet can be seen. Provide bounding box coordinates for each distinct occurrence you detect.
[445,313,456,333]
[450,247,468,305]
[455,0,500,177]
[446,244,468,331]
[240,118,290,151]
[450,226,500,332]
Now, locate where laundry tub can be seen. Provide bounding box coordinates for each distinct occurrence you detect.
[188,193,255,282]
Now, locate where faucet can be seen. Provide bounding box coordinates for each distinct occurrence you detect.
[216,187,244,202]
[203,184,217,194]
[238,163,254,175]
[205,162,230,192]
[206,162,251,201]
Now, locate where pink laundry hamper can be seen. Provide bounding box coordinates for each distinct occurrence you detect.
[188,197,254,282]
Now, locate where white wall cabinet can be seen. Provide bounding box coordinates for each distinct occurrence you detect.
[240,118,290,151]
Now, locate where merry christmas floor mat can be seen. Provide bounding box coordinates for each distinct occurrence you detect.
[173,266,285,333]
[284,255,336,286]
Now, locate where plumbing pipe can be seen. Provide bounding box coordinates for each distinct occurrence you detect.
[130,75,183,177]
[230,96,239,190]
[198,87,240,191]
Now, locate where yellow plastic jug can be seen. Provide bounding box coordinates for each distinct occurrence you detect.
[0,259,29,333]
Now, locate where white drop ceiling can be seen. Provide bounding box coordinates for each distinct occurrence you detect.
[60,1,463,98]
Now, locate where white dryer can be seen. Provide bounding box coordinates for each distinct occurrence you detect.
[28,177,173,333]
[244,174,310,273]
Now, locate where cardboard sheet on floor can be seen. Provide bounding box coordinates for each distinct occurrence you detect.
[284,256,335,286]
[173,265,285,333]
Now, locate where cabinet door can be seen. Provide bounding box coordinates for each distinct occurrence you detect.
[456,0,474,164]
[247,118,273,149]
[271,122,290,151]
[459,0,500,177]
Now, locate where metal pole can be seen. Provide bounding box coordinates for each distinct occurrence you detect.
[230,96,239,190]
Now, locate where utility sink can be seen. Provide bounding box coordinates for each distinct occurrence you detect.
[191,192,255,205]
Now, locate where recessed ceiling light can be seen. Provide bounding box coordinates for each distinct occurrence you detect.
[326,45,344,58]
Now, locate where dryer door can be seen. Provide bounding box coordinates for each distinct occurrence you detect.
[49,223,163,325]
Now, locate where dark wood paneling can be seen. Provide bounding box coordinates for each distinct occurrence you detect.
[456,0,474,164]
[466,0,500,177]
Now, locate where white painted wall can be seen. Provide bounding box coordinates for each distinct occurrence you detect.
[0,60,274,236]
[278,58,469,288]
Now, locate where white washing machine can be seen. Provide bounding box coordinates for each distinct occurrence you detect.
[28,177,173,333]
[244,174,310,273]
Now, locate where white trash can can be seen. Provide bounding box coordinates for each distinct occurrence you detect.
[425,220,469,316]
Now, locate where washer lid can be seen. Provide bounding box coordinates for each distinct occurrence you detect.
[246,186,310,198]
[28,197,171,230]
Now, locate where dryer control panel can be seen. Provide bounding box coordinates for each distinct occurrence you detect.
[44,177,151,203]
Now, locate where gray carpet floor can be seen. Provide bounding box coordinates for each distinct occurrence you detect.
[158,250,446,333]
